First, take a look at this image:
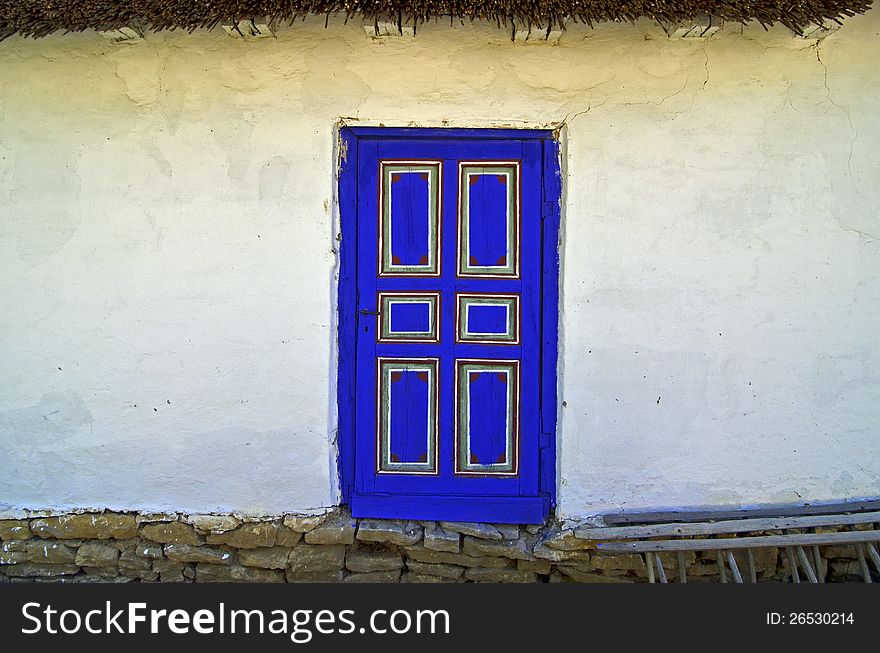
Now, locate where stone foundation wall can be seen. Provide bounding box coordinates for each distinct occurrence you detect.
[0,510,874,583]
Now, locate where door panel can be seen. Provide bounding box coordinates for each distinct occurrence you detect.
[376,358,438,474]
[378,161,441,276]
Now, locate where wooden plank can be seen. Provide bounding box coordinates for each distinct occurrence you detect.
[726,550,743,583]
[867,542,880,576]
[716,551,728,583]
[645,552,656,583]
[655,553,668,583]
[796,546,818,583]
[786,548,800,583]
[539,136,561,509]
[812,545,824,583]
[676,551,687,583]
[576,511,880,540]
[601,500,880,526]
[597,529,880,553]
[351,493,547,524]
[348,127,554,140]
[335,127,360,503]
[855,544,872,583]
[746,549,757,583]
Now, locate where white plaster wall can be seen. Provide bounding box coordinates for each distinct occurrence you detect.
[0,13,878,517]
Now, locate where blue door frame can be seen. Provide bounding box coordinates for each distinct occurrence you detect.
[336,127,560,524]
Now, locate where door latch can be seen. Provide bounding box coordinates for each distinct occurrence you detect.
[359,308,381,316]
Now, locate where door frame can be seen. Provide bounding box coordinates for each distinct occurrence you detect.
[336,126,561,519]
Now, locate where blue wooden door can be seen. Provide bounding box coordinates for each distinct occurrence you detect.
[343,128,556,524]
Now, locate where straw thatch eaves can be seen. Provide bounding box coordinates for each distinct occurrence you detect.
[0,1,873,41]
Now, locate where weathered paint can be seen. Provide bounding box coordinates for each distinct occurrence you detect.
[0,13,878,518]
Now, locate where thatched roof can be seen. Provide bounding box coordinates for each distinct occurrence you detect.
[0,1,873,41]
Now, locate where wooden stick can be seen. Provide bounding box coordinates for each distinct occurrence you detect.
[866,542,880,575]
[676,551,687,583]
[796,546,818,583]
[855,544,872,583]
[717,551,728,583]
[597,529,880,553]
[786,547,800,583]
[726,550,743,583]
[645,552,656,583]
[746,549,757,583]
[601,500,880,526]
[655,552,668,583]
[576,511,880,541]
[812,545,824,583]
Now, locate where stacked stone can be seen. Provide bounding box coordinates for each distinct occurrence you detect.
[0,511,874,583]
